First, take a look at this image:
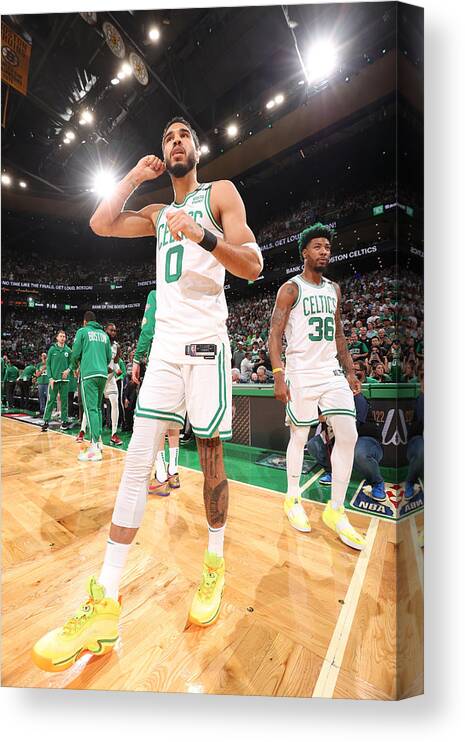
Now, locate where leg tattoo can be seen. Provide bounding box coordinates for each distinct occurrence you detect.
[196,436,229,527]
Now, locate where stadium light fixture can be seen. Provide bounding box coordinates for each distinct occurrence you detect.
[111,78,120,86]
[305,40,338,83]
[1,174,11,185]
[63,137,71,144]
[79,110,93,125]
[200,144,209,154]
[65,130,76,141]
[149,27,160,41]
[93,171,117,198]
[19,181,27,188]
[266,100,275,110]
[226,124,238,138]
[274,93,284,105]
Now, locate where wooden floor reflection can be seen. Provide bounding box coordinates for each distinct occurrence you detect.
[1,417,423,698]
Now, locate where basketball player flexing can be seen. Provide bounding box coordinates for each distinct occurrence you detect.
[32,117,262,671]
[268,223,366,549]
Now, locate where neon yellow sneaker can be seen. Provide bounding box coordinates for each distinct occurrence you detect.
[188,550,225,626]
[322,502,366,550]
[32,577,120,672]
[284,496,311,532]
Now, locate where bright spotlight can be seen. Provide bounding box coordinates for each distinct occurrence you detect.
[226,124,238,137]
[305,40,338,83]
[65,130,76,140]
[122,62,132,75]
[1,174,11,185]
[266,100,275,110]
[274,93,284,105]
[149,27,160,41]
[111,78,120,86]
[63,137,71,144]
[200,144,209,154]
[117,71,126,80]
[93,171,117,198]
[19,181,27,188]
[80,110,93,125]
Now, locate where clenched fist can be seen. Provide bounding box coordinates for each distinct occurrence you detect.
[166,208,204,243]
[130,155,166,186]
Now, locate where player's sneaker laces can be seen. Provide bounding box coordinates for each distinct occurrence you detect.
[32,577,121,673]
[189,550,225,626]
[75,430,85,443]
[148,478,171,496]
[168,472,181,489]
[78,445,102,462]
[322,503,366,550]
[110,434,123,446]
[319,472,332,486]
[284,496,311,532]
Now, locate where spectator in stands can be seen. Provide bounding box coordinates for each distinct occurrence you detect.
[232,368,241,384]
[402,360,418,383]
[240,351,254,382]
[253,366,272,384]
[253,349,272,373]
[367,337,387,372]
[366,321,378,340]
[348,330,369,363]
[371,362,392,383]
[232,342,245,370]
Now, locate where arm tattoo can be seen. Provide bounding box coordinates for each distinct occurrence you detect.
[196,436,229,527]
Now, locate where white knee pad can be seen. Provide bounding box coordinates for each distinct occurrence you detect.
[112,416,170,528]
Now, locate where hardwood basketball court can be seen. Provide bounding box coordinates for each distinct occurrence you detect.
[1,417,423,697]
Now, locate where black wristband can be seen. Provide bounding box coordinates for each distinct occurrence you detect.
[198,228,218,252]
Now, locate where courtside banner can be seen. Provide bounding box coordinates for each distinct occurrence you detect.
[1,21,32,96]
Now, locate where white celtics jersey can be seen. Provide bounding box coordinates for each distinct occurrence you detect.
[107,341,118,378]
[284,274,340,376]
[153,182,228,363]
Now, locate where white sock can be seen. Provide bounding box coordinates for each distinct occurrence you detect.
[98,539,131,600]
[81,412,87,433]
[208,524,226,557]
[156,450,167,482]
[168,446,179,476]
[286,425,310,500]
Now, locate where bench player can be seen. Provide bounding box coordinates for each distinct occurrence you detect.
[268,223,366,549]
[32,117,262,671]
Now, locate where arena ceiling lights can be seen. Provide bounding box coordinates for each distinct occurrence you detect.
[226,124,239,138]
[93,170,117,198]
[304,40,338,84]
[148,27,160,42]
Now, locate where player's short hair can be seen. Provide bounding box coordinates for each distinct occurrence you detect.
[83,310,96,323]
[161,117,200,151]
[56,329,66,336]
[298,222,335,259]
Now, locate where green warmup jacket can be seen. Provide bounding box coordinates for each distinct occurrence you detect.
[118,358,127,377]
[70,321,112,380]
[47,343,72,382]
[134,290,156,363]
[20,364,37,382]
[36,362,49,385]
[4,365,19,382]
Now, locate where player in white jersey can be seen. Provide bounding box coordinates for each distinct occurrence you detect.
[32,117,263,672]
[269,223,366,550]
